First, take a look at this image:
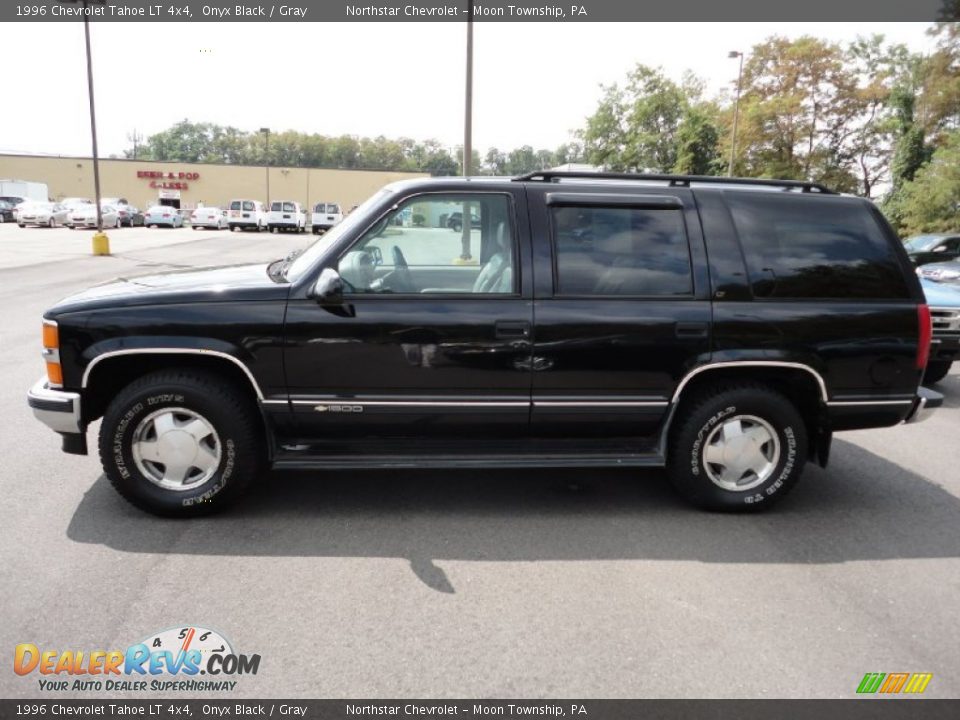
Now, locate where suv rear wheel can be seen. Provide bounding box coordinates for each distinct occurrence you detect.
[667,384,807,512]
[98,369,264,517]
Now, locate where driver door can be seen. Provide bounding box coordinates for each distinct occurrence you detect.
[282,190,535,439]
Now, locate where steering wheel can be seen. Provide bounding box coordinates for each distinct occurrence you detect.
[388,245,415,292]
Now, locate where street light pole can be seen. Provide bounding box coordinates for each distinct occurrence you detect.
[728,50,744,177]
[260,127,271,206]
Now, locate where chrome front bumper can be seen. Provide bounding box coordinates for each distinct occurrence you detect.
[27,377,83,434]
[903,386,944,425]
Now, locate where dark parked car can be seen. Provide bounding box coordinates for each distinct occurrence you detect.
[447,211,481,232]
[903,233,960,266]
[28,172,942,517]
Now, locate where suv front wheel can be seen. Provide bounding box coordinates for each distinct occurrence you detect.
[98,370,264,517]
[667,384,807,512]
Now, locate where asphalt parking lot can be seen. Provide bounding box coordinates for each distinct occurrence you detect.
[1,221,958,699]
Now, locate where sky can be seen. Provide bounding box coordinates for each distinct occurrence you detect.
[0,21,941,160]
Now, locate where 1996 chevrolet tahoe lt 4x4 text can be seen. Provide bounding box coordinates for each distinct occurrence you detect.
[27,172,944,516]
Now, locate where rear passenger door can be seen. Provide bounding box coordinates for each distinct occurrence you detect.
[527,187,712,438]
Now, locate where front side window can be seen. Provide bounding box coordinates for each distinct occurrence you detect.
[337,194,516,295]
[551,205,693,296]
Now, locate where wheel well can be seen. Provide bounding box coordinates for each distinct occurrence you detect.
[670,366,825,451]
[82,354,261,423]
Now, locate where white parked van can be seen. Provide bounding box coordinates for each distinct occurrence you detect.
[267,201,306,233]
[311,202,343,234]
[227,199,268,232]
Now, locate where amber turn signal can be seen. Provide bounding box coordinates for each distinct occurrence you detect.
[42,322,59,349]
[45,362,63,386]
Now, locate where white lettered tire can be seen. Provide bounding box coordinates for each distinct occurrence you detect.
[667,384,807,511]
[98,370,264,517]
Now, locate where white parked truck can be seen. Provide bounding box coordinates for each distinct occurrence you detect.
[0,179,49,203]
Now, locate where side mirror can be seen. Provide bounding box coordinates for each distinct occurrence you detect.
[311,267,344,303]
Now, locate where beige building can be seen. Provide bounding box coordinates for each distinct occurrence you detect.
[0,154,427,213]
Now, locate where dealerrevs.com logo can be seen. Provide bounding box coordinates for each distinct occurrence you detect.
[14,626,261,693]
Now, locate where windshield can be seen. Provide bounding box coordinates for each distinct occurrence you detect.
[904,235,944,252]
[285,189,394,282]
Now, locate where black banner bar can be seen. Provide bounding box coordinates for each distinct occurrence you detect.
[2,0,958,23]
[2,700,960,720]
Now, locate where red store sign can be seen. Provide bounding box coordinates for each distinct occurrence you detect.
[137,170,200,190]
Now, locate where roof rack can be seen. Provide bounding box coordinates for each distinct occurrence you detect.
[512,170,836,195]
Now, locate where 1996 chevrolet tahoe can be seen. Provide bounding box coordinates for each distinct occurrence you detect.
[28,172,944,516]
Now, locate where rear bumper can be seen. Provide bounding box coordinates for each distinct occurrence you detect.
[27,377,83,434]
[903,386,944,425]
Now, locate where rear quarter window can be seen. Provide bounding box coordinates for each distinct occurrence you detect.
[726,193,910,300]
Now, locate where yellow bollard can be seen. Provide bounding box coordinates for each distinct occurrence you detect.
[91,231,110,256]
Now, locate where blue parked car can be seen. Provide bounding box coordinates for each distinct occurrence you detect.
[144,205,183,228]
[920,277,960,383]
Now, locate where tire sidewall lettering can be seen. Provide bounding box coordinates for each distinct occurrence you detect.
[690,405,736,477]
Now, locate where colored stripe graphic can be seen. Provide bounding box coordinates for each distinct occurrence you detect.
[857,673,885,694]
[904,673,933,694]
[880,673,909,693]
[857,672,932,694]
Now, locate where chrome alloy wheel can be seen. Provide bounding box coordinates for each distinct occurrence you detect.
[702,414,780,492]
[131,407,222,491]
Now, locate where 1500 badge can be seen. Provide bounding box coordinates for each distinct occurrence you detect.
[314,404,363,413]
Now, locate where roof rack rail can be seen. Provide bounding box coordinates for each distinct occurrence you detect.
[512,170,836,194]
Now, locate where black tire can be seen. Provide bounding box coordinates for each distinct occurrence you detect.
[450,221,461,232]
[98,370,264,517]
[923,360,952,384]
[667,383,808,512]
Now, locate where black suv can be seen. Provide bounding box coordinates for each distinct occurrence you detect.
[28,172,943,516]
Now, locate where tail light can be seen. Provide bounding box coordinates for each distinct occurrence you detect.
[42,320,63,387]
[917,304,932,371]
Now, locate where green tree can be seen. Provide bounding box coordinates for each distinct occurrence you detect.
[894,129,960,233]
[582,65,690,172]
[672,105,722,175]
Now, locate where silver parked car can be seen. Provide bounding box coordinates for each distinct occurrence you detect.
[189,206,228,230]
[70,204,120,229]
[144,206,184,228]
[17,201,70,228]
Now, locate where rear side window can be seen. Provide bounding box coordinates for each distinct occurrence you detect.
[283,202,296,212]
[230,201,241,211]
[328,204,340,213]
[242,201,255,211]
[551,206,693,296]
[727,194,909,300]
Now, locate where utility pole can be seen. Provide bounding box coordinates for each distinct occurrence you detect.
[60,0,110,254]
[260,127,271,207]
[128,128,143,159]
[459,0,474,262]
